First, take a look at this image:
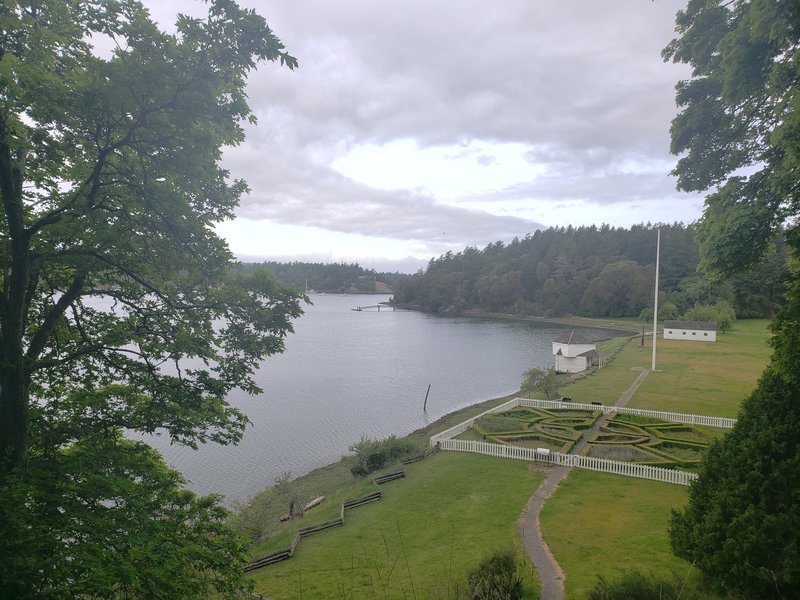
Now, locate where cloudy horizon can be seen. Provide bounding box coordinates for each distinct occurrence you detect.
[149,0,703,274]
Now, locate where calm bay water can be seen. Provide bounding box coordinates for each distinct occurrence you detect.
[146,294,622,503]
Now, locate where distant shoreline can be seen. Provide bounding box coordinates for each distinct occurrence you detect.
[419,306,641,335]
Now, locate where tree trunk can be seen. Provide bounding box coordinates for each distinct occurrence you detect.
[0,122,31,476]
[0,364,29,476]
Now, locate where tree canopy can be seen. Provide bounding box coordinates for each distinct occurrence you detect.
[391,223,787,319]
[664,1,800,597]
[243,260,405,294]
[0,0,302,596]
[664,0,800,276]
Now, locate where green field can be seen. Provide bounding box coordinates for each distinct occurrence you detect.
[561,320,770,417]
[628,320,771,416]
[540,469,695,598]
[249,453,544,599]
[242,319,772,599]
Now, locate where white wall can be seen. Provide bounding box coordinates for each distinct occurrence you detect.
[555,355,589,373]
[663,328,717,342]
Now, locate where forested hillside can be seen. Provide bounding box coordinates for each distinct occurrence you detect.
[391,224,787,319]
[242,261,405,294]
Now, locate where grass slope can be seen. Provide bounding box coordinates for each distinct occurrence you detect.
[249,453,544,599]
[540,469,694,599]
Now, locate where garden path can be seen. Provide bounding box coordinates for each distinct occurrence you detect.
[519,367,650,599]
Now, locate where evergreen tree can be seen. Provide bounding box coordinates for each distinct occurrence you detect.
[664,0,800,596]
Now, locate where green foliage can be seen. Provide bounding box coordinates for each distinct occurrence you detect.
[664,2,800,594]
[520,366,561,399]
[473,415,528,435]
[580,260,653,317]
[0,431,252,599]
[682,298,736,333]
[664,0,800,276]
[242,260,406,294]
[587,571,701,600]
[229,471,296,544]
[639,300,680,323]
[669,367,800,598]
[392,224,785,319]
[347,435,418,477]
[0,1,301,595]
[466,548,525,600]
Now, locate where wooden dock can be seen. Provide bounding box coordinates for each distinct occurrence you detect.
[351,302,413,312]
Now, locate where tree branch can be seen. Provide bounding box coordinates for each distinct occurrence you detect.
[25,268,88,365]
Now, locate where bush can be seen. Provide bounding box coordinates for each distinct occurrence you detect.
[681,299,736,333]
[474,416,525,434]
[347,435,417,477]
[466,548,524,600]
[588,571,701,600]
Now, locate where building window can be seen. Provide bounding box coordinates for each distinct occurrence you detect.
[692,332,696,336]
[682,331,686,335]
[668,330,673,334]
[704,332,708,336]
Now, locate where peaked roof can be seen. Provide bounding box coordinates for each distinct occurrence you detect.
[553,330,592,345]
[664,320,717,331]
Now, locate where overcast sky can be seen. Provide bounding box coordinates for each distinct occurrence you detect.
[148,0,702,273]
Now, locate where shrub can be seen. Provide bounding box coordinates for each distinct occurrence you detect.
[466,548,524,600]
[347,435,417,477]
[587,571,701,600]
[474,416,525,434]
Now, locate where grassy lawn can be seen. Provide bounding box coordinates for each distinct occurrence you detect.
[557,320,771,417]
[540,469,699,600]
[231,392,524,545]
[248,452,545,599]
[630,319,771,417]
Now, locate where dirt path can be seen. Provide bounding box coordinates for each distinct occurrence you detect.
[518,465,569,599]
[519,367,651,599]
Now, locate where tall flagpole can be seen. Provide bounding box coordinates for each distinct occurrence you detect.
[651,228,660,371]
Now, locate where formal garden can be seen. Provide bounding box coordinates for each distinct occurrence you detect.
[460,407,719,470]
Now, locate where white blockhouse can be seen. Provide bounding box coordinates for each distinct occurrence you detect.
[663,320,717,342]
[552,330,598,374]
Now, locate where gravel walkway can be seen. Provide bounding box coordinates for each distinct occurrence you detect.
[518,465,569,599]
[519,367,651,599]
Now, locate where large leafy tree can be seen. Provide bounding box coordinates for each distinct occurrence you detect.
[0,0,302,596]
[663,0,800,597]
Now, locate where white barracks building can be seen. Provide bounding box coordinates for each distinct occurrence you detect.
[663,320,717,342]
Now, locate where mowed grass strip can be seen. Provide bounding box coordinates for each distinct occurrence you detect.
[559,320,770,417]
[540,469,697,600]
[249,452,545,599]
[629,319,771,417]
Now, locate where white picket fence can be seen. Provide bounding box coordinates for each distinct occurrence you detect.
[429,398,520,445]
[429,398,735,447]
[438,438,698,486]
[514,398,737,429]
[428,397,735,486]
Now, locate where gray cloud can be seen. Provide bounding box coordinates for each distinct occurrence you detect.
[150,0,699,265]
